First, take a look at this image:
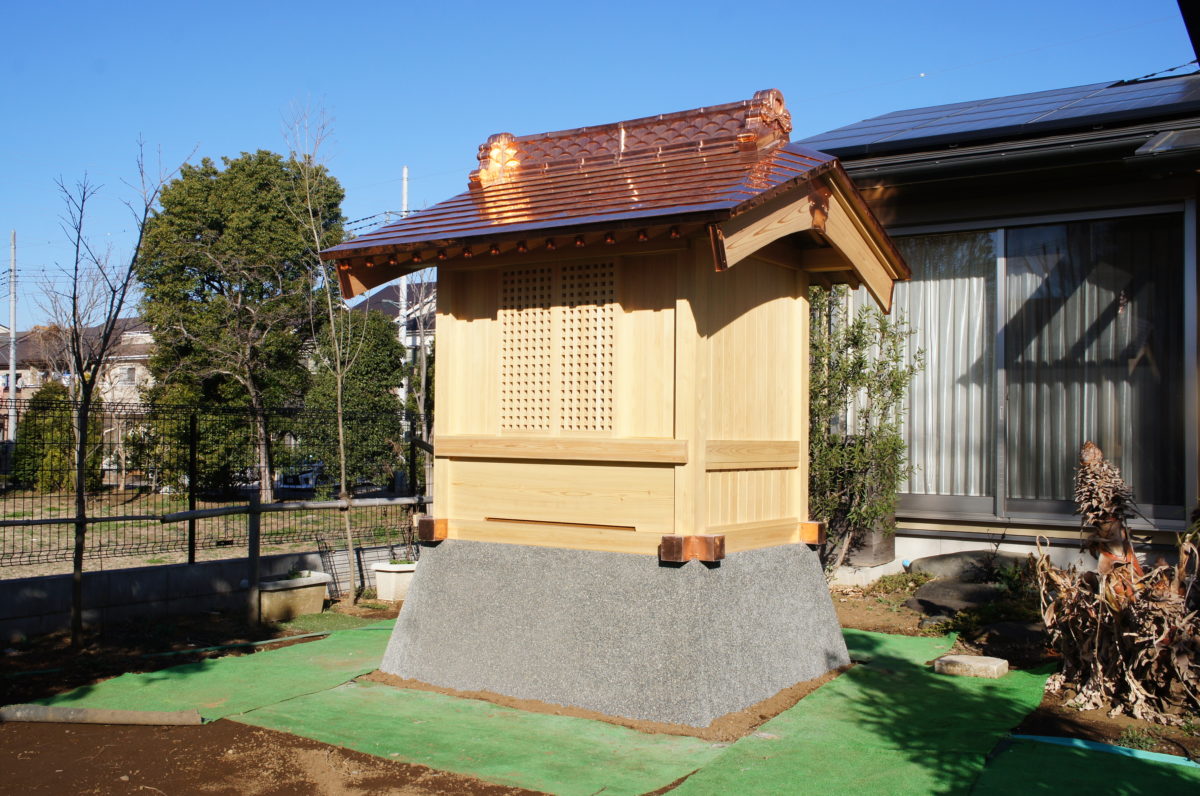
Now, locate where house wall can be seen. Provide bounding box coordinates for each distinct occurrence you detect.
[846,161,1197,558]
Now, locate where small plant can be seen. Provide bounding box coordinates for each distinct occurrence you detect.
[865,571,932,596]
[388,558,415,565]
[1116,727,1157,751]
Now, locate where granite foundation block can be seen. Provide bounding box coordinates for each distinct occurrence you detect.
[381,540,849,727]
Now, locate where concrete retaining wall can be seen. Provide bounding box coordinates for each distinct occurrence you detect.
[0,544,399,642]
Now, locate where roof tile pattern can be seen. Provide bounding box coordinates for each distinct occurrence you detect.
[322,90,835,260]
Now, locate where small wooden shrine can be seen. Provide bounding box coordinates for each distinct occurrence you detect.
[322,89,908,726]
[326,89,905,560]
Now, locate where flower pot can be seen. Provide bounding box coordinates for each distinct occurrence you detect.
[257,570,332,622]
[845,515,896,568]
[371,561,417,601]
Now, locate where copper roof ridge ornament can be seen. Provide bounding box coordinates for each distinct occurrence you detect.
[470,132,521,190]
[467,90,794,188]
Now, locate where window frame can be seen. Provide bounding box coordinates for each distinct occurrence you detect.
[887,202,1195,531]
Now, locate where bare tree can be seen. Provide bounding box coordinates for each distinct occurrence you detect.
[405,268,435,491]
[280,108,368,601]
[40,146,177,647]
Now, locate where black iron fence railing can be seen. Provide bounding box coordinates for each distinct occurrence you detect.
[0,399,428,568]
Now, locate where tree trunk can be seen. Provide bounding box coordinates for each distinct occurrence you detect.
[248,391,274,504]
[70,398,90,649]
[335,371,359,604]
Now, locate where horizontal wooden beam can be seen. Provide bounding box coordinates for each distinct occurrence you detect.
[705,440,800,471]
[417,516,448,542]
[436,435,688,465]
[798,521,825,545]
[449,519,661,555]
[707,518,801,552]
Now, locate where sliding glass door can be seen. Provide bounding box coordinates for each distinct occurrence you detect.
[881,212,1185,523]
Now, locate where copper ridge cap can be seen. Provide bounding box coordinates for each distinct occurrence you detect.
[469,89,793,189]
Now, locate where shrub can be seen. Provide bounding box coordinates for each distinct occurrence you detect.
[809,286,921,571]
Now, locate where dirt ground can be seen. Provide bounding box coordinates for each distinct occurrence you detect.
[0,719,542,795]
[831,584,927,636]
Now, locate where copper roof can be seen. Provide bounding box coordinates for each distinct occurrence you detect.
[323,90,835,261]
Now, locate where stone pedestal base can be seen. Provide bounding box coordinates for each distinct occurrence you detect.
[380,540,848,727]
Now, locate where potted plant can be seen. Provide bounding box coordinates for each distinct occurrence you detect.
[371,559,417,601]
[371,514,420,601]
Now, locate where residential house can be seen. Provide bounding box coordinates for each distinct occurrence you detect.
[0,318,154,407]
[798,68,1200,565]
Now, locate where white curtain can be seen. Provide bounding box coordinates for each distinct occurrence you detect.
[887,231,996,497]
[1004,216,1183,508]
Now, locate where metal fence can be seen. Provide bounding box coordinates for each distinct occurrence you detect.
[0,398,427,568]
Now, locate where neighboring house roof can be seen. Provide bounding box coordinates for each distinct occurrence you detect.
[349,283,433,319]
[799,73,1200,159]
[322,89,909,304]
[0,317,151,369]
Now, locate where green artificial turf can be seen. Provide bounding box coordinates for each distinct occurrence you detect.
[37,621,393,721]
[672,630,1050,796]
[235,679,725,796]
[972,737,1200,794]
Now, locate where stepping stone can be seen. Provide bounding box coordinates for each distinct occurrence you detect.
[933,654,1009,679]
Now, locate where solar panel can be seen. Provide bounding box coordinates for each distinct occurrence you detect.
[798,74,1200,157]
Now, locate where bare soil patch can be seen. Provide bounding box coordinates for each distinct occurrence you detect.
[363,666,848,743]
[0,718,542,795]
[832,584,927,636]
[1015,691,1200,761]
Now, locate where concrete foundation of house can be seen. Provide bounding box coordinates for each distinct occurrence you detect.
[380,539,850,728]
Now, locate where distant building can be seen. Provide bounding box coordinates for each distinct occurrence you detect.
[349,279,436,355]
[0,318,154,405]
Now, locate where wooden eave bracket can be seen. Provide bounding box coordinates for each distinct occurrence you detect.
[658,534,726,563]
[417,515,448,543]
[713,169,909,313]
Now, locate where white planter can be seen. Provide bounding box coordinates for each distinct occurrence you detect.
[371,561,417,601]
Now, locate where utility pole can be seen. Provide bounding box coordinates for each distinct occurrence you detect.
[7,231,15,443]
[398,166,409,349]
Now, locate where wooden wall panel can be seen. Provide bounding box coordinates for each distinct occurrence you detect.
[448,459,674,534]
[705,469,793,527]
[440,269,500,436]
[704,258,799,441]
[615,255,675,438]
[793,271,811,521]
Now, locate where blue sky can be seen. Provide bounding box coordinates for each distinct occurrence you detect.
[1,0,1193,327]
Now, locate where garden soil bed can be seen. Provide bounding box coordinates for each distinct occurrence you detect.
[0,718,542,795]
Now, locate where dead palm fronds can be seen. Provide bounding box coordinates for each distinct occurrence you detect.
[1036,443,1199,725]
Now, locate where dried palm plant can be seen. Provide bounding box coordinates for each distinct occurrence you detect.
[1036,443,1200,724]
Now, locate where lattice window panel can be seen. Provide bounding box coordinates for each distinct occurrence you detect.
[500,266,553,431]
[559,262,615,432]
[498,262,615,434]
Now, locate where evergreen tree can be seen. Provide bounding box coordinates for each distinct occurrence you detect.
[137,150,344,501]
